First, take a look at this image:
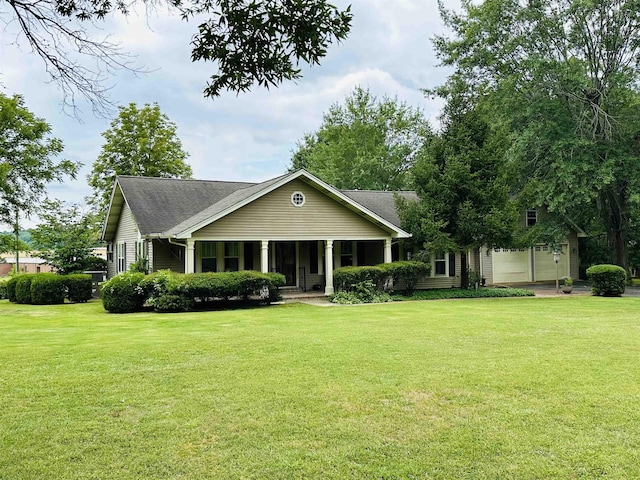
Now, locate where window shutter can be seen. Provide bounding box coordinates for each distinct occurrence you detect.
[448,253,456,277]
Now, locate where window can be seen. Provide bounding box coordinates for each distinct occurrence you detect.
[340,241,353,267]
[116,242,126,273]
[224,242,239,271]
[201,241,217,272]
[434,252,446,275]
[107,242,114,262]
[526,209,537,227]
[433,252,456,277]
[291,191,305,207]
[135,241,146,260]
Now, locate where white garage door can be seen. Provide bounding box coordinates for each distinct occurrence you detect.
[533,244,569,281]
[492,248,530,283]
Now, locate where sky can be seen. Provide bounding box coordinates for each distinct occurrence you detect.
[0,0,457,229]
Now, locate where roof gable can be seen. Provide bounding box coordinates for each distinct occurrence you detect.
[102,176,256,240]
[102,170,414,241]
[169,170,412,238]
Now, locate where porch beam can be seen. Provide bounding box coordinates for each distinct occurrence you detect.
[325,240,334,295]
[384,237,392,263]
[260,240,269,273]
[185,239,195,274]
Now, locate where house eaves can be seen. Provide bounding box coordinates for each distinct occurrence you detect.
[167,169,412,239]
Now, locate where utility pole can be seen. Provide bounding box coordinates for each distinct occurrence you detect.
[14,209,19,274]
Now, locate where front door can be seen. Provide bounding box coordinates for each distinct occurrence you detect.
[275,242,297,286]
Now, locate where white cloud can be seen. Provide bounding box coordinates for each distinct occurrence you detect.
[0,0,458,230]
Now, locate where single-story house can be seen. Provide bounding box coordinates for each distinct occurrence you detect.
[101,169,582,292]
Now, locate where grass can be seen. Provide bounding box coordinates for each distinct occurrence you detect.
[1,297,640,478]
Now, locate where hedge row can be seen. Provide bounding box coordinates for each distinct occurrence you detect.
[586,264,627,296]
[333,261,431,294]
[394,288,535,301]
[100,270,287,313]
[0,277,9,300]
[5,273,93,305]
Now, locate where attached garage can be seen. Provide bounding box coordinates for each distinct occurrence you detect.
[533,244,569,281]
[492,248,531,283]
[490,244,571,284]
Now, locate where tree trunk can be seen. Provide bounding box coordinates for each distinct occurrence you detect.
[600,186,629,271]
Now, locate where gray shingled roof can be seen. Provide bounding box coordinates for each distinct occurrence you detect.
[165,173,288,236]
[110,173,416,238]
[117,176,256,235]
[341,190,418,227]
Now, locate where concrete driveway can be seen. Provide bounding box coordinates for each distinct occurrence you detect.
[497,281,640,297]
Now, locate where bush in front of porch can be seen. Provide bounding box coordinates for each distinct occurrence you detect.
[101,270,286,313]
[331,261,431,304]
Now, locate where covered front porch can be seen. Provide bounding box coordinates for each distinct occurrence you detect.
[151,238,397,295]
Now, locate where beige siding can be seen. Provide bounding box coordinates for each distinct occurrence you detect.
[193,180,391,240]
[469,249,481,275]
[568,232,580,280]
[392,253,462,290]
[107,244,116,279]
[151,239,185,273]
[482,247,494,285]
[108,201,140,277]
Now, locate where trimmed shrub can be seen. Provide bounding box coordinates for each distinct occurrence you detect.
[181,271,285,303]
[265,272,286,303]
[586,264,627,296]
[101,272,146,313]
[6,276,18,303]
[65,274,93,303]
[0,277,8,300]
[140,270,182,298]
[394,288,535,301]
[15,275,36,304]
[153,294,193,313]
[377,261,431,294]
[333,266,384,292]
[102,270,287,313]
[31,274,67,305]
[181,272,226,301]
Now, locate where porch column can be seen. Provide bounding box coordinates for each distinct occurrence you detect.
[260,240,269,273]
[324,240,334,295]
[384,237,393,263]
[185,239,195,274]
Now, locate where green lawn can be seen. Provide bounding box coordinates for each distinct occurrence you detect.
[1,297,640,479]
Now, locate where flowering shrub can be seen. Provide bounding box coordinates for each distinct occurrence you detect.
[101,272,146,313]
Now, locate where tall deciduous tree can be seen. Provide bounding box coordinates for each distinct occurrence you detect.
[31,200,102,274]
[1,0,352,115]
[435,0,640,270]
[398,95,518,287]
[88,102,192,210]
[0,234,29,255]
[289,86,432,190]
[0,93,78,268]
